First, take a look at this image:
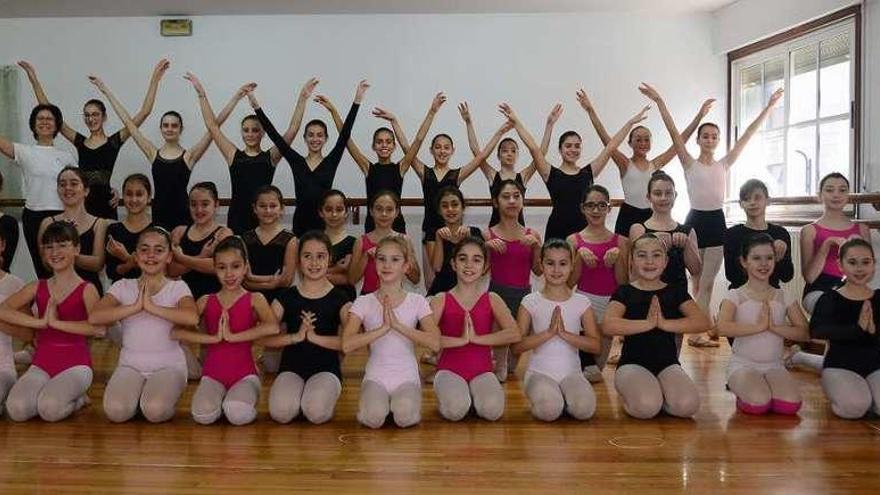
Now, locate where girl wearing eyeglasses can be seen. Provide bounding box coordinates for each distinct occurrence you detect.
[567,184,628,382]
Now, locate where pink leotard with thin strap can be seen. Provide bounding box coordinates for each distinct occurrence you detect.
[813,223,861,278]
[573,232,620,296]
[360,234,379,295]
[32,279,92,377]
[437,292,494,381]
[488,227,533,289]
[201,292,258,389]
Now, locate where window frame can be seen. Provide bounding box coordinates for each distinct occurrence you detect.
[726,5,862,211]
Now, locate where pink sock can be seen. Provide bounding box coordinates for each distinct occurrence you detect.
[771,399,801,415]
[736,398,770,415]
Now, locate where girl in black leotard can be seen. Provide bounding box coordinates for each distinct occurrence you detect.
[253,80,367,236]
[18,60,167,220]
[458,102,561,227]
[320,190,357,302]
[379,93,506,288]
[242,185,297,304]
[428,187,483,296]
[105,174,153,283]
[92,76,243,230]
[628,171,701,295]
[38,167,109,295]
[186,74,317,234]
[500,102,649,242]
[170,182,233,300]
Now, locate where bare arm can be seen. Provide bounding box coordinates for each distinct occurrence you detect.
[399,92,447,181]
[347,237,369,285]
[601,300,655,336]
[577,88,628,170]
[184,85,248,168]
[723,89,784,167]
[315,95,370,174]
[589,105,650,179]
[457,121,513,184]
[89,76,158,162]
[715,299,766,337]
[771,301,810,341]
[638,83,695,169]
[184,73,242,165]
[470,293,522,347]
[557,306,601,354]
[341,312,389,354]
[499,103,552,182]
[658,300,711,334]
[510,305,555,354]
[17,61,76,143]
[75,218,107,272]
[47,284,104,336]
[225,293,280,343]
[653,99,715,168]
[121,59,170,141]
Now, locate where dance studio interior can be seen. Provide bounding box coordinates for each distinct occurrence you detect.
[0,0,879,493]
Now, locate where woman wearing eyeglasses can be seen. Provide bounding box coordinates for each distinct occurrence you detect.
[568,184,628,382]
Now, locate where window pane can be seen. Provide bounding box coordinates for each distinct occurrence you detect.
[819,32,851,118]
[740,64,764,128]
[764,58,786,129]
[731,129,785,198]
[818,118,850,181]
[790,44,818,124]
[787,124,817,196]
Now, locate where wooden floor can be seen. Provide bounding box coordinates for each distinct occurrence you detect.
[1,342,879,495]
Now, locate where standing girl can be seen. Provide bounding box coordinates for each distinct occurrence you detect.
[185,75,314,234]
[342,236,440,429]
[253,81,366,236]
[0,222,102,422]
[320,190,358,302]
[170,182,233,300]
[242,185,297,304]
[458,102,561,227]
[809,239,879,419]
[91,76,243,230]
[89,227,199,422]
[484,180,542,380]
[568,184,628,382]
[577,89,713,237]
[717,233,808,416]
[431,237,520,421]
[629,171,701,296]
[639,83,783,347]
[428,187,483,296]
[262,231,351,424]
[500,103,648,241]
[603,234,710,419]
[18,60,167,219]
[174,237,279,425]
[513,240,601,422]
[105,174,153,283]
[38,167,109,295]
[348,191,420,295]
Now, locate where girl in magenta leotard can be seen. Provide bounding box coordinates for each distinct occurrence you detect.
[173,237,279,425]
[0,222,103,422]
[430,236,520,421]
[568,184,629,382]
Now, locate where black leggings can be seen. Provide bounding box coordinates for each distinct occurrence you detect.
[22,208,61,279]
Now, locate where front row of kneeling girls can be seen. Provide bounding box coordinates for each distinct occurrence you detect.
[0,216,877,425]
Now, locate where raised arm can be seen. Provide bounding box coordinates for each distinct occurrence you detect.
[184,72,241,165]
[89,76,158,162]
[315,94,370,174]
[121,59,170,142]
[588,105,650,179]
[577,88,628,170]
[271,77,319,165]
[723,88,784,167]
[518,104,561,185]
[457,102,496,182]
[184,82,249,168]
[0,133,14,160]
[638,83,695,169]
[321,80,367,171]
[17,61,76,143]
[653,99,714,168]
[498,103,552,182]
[458,120,513,184]
[397,92,446,181]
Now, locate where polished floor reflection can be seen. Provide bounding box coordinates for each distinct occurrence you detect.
[0,341,878,494]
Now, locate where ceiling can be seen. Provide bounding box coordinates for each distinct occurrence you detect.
[0,0,740,18]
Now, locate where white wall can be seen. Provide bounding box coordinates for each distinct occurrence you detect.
[0,12,725,280]
[712,0,860,53]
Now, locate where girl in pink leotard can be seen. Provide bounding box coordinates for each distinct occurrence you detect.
[348,190,420,295]
[567,184,629,382]
[342,236,440,429]
[0,221,103,422]
[173,236,279,425]
[430,236,520,421]
[484,179,542,381]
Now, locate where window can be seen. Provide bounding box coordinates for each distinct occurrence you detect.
[728,9,859,204]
